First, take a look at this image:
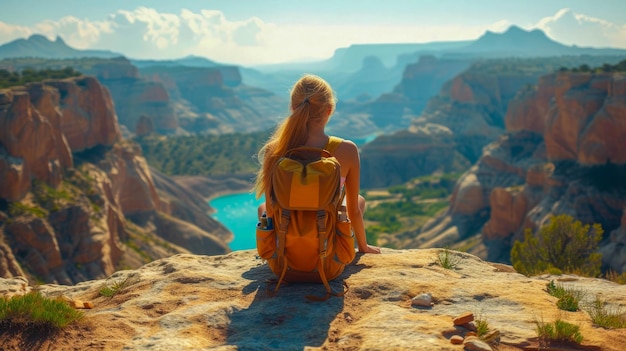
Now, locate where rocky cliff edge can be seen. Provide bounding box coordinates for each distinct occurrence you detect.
[1,249,625,350]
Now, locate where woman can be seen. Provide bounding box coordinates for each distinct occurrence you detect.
[254,74,380,254]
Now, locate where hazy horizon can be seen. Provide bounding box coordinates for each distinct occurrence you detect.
[2,0,626,66]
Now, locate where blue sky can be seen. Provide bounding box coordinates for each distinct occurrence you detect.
[1,0,625,65]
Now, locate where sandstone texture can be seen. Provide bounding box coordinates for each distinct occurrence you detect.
[0,77,120,201]
[0,57,284,136]
[415,69,541,163]
[141,66,284,134]
[0,76,231,284]
[89,59,179,134]
[1,249,625,350]
[415,70,626,271]
[360,61,548,189]
[361,125,470,188]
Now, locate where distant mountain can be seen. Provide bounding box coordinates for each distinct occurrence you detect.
[451,25,626,57]
[0,34,121,59]
[251,41,472,73]
[131,55,221,69]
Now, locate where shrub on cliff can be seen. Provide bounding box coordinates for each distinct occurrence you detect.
[0,291,83,329]
[0,67,81,89]
[511,214,603,277]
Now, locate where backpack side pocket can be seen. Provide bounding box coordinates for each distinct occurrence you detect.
[256,224,276,259]
[334,220,356,264]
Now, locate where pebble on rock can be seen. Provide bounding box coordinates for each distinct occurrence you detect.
[411,292,433,307]
[450,335,464,344]
[453,311,474,325]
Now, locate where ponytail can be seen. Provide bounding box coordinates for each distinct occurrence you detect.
[254,75,336,199]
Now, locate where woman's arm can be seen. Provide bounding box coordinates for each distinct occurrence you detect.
[343,141,381,254]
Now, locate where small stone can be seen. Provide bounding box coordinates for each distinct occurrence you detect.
[450,335,464,344]
[411,292,433,307]
[463,339,492,351]
[69,300,84,309]
[453,311,474,325]
[83,301,95,309]
[465,331,477,338]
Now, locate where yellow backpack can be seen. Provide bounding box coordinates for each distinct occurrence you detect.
[256,136,356,300]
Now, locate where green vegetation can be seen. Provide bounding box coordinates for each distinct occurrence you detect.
[535,317,583,345]
[365,200,448,238]
[387,173,460,200]
[136,131,269,176]
[468,56,626,76]
[546,281,585,312]
[32,180,73,213]
[605,270,626,285]
[0,291,83,329]
[474,314,490,338]
[0,57,131,79]
[99,276,136,298]
[0,67,81,88]
[363,172,458,248]
[7,201,47,218]
[559,59,626,73]
[585,296,626,329]
[511,214,603,277]
[437,248,462,270]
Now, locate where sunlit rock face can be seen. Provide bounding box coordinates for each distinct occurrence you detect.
[87,59,178,134]
[141,66,283,134]
[1,250,625,350]
[414,69,542,164]
[0,76,230,283]
[0,77,120,201]
[360,124,470,188]
[413,70,626,272]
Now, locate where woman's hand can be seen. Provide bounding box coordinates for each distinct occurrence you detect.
[359,245,381,254]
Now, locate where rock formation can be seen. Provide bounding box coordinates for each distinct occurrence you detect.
[141,66,284,134]
[394,55,472,117]
[360,124,470,188]
[0,76,119,201]
[1,249,624,350]
[359,59,548,189]
[0,57,284,136]
[415,70,626,272]
[0,76,231,284]
[87,59,179,134]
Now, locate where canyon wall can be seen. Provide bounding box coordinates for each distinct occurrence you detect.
[415,70,626,272]
[0,77,230,284]
[360,61,545,188]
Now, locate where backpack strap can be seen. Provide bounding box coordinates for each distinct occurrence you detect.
[325,136,343,154]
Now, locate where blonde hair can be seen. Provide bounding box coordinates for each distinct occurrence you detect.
[254,74,336,198]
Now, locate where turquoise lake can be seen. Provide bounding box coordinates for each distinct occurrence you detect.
[209,133,378,251]
[209,192,264,251]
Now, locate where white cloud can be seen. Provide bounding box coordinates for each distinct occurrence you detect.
[534,8,626,48]
[0,22,31,44]
[0,7,624,65]
[487,20,514,33]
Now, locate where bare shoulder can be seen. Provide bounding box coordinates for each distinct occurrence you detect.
[334,139,360,168]
[337,139,358,154]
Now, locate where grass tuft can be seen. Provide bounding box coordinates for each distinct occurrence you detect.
[0,291,83,329]
[535,317,583,345]
[98,276,136,298]
[584,295,626,329]
[605,270,626,285]
[546,281,585,312]
[475,314,490,338]
[437,248,462,270]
